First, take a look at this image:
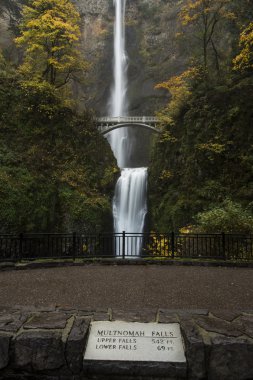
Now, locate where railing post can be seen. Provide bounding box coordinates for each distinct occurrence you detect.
[72,232,76,259]
[222,232,226,260]
[122,231,126,259]
[19,233,24,260]
[171,232,175,259]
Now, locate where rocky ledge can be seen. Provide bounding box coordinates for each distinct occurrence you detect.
[0,307,252,379]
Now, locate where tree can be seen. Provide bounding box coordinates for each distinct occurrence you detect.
[155,68,200,124]
[180,0,233,73]
[0,67,117,233]
[233,22,253,72]
[15,0,87,87]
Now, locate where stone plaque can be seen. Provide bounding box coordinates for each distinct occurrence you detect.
[84,321,186,362]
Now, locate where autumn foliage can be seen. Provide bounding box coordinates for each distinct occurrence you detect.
[15,0,87,87]
[180,0,234,71]
[150,0,253,233]
[233,22,253,71]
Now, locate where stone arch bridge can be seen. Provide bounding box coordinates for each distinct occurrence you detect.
[96,117,161,135]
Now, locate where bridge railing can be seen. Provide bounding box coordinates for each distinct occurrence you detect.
[0,232,252,261]
[96,116,159,124]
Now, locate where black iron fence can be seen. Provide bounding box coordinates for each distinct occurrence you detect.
[0,232,252,261]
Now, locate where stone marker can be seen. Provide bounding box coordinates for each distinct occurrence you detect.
[84,321,186,363]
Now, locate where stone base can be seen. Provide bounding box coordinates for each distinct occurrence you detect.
[83,360,186,379]
[0,307,252,380]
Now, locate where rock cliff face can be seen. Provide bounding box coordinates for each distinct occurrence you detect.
[0,0,187,115]
[77,0,187,115]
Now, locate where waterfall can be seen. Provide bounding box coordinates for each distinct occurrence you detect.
[113,168,148,255]
[107,0,129,169]
[110,0,127,117]
[107,0,148,257]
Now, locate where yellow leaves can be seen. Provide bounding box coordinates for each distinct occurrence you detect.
[60,167,87,188]
[146,234,172,258]
[159,170,173,181]
[158,129,178,143]
[15,0,87,87]
[27,44,44,53]
[156,67,200,92]
[155,73,191,104]
[180,0,233,26]
[156,76,185,91]
[155,67,200,121]
[179,225,194,234]
[223,11,236,21]
[197,143,225,154]
[180,0,204,26]
[155,111,174,129]
[180,13,195,26]
[233,22,253,72]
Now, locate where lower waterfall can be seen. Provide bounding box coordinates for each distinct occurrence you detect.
[113,168,148,256]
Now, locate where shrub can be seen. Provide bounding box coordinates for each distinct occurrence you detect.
[194,199,253,234]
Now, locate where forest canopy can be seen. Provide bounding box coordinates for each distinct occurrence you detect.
[149,0,253,233]
[0,0,117,233]
[0,0,252,234]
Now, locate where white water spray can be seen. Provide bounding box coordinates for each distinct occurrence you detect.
[108,0,148,256]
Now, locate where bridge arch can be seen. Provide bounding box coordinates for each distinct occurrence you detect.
[96,116,161,135]
[99,122,161,135]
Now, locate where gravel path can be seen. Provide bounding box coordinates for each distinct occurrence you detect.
[0,265,252,310]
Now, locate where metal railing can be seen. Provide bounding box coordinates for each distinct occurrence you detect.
[96,116,159,124]
[96,116,162,135]
[0,232,252,261]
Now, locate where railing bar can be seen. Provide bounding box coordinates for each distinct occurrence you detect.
[0,233,252,261]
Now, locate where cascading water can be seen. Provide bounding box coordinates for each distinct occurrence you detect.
[110,0,127,118]
[107,0,129,168]
[113,168,148,255]
[107,0,148,256]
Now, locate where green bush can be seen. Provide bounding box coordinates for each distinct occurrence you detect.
[194,199,253,234]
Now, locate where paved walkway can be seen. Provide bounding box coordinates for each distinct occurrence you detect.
[0,265,252,310]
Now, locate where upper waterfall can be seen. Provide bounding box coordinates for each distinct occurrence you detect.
[107,0,129,169]
[110,0,128,117]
